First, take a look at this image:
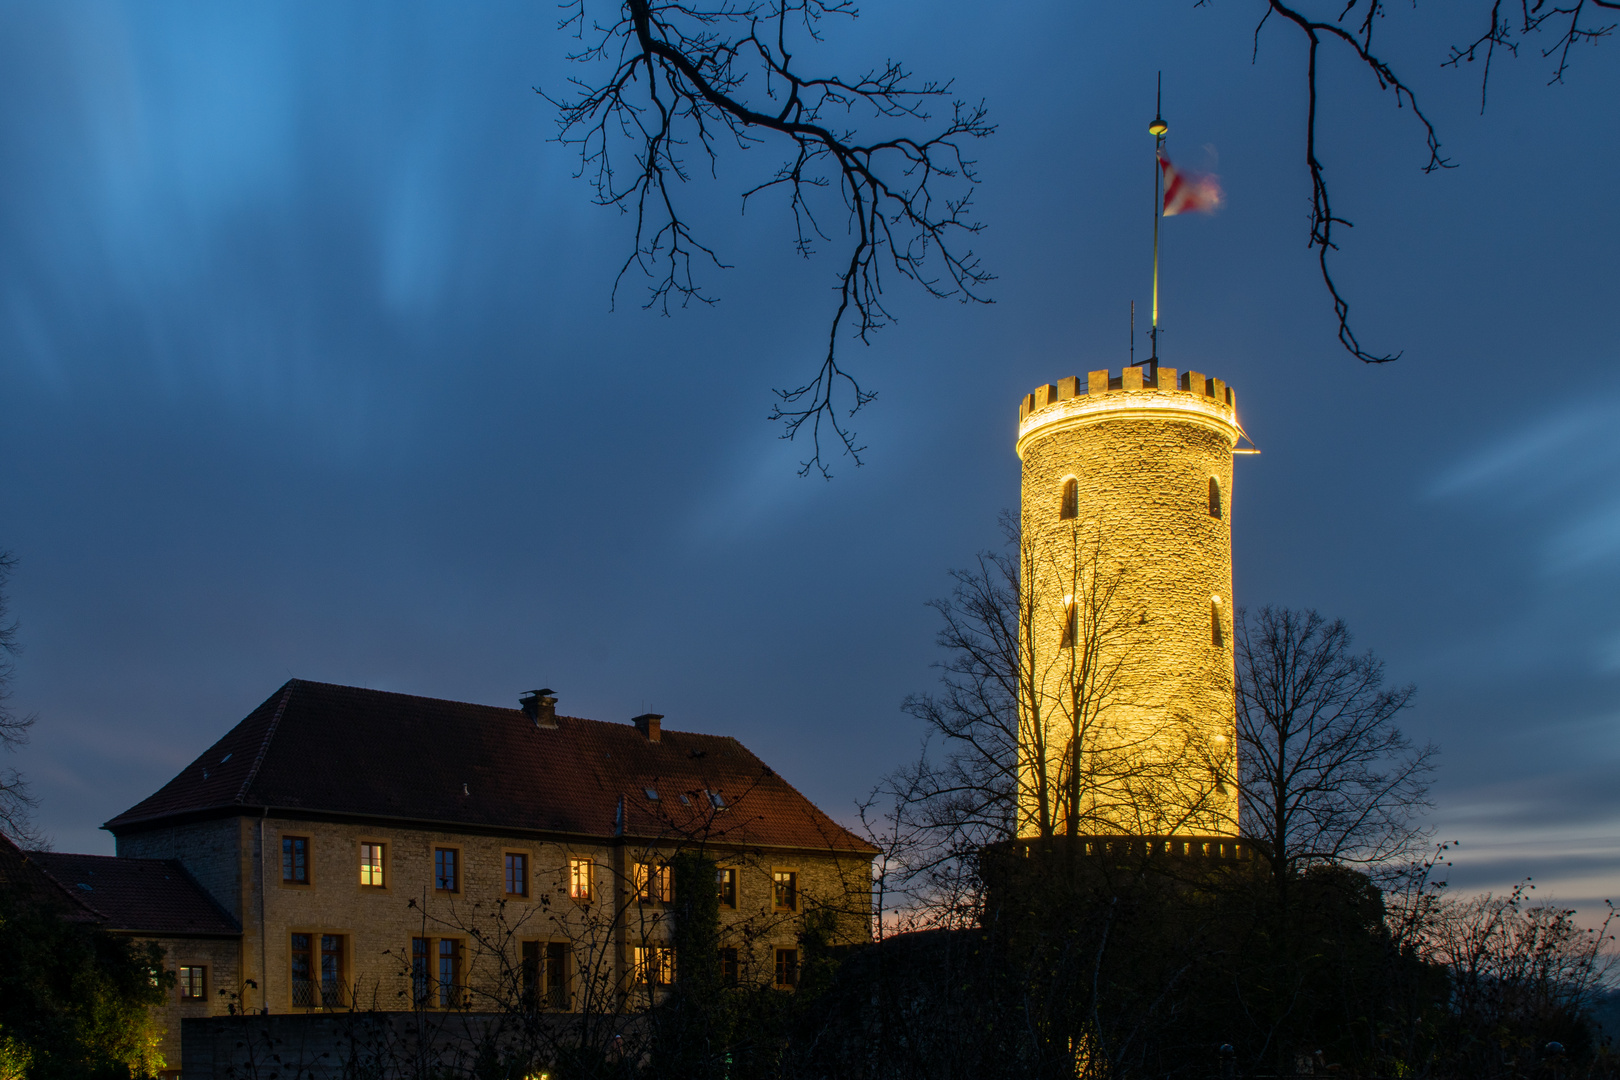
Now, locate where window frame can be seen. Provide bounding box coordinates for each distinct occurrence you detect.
[567,857,593,903]
[411,937,431,1007]
[280,834,312,888]
[545,941,571,1010]
[319,933,349,1009]
[503,850,530,899]
[358,840,387,890]
[772,868,799,913]
[633,944,676,988]
[178,964,207,1002]
[436,937,463,1009]
[634,861,673,905]
[774,947,799,989]
[1059,476,1079,520]
[716,866,738,909]
[290,931,316,1008]
[433,846,461,894]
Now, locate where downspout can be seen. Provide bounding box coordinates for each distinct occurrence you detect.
[258,808,269,1014]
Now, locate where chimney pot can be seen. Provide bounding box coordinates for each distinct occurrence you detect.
[521,689,558,728]
[633,713,664,742]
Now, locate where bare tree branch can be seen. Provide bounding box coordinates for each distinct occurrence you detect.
[0,551,38,845]
[1236,605,1436,883]
[546,0,994,476]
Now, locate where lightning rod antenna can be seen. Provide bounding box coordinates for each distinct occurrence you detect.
[1149,73,1167,374]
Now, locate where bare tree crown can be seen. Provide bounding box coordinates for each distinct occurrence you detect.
[548,0,993,476]
[1236,604,1435,880]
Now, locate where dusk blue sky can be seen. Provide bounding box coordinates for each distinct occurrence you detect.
[2,2,1617,916]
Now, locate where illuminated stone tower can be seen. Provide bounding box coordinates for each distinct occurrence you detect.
[1015,365,1244,842]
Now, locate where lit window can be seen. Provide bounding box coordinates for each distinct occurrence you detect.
[716,867,737,909]
[320,934,347,1007]
[178,965,206,1001]
[772,870,798,912]
[360,843,385,888]
[1059,477,1078,520]
[774,948,799,988]
[434,848,459,893]
[437,939,461,1008]
[568,858,592,901]
[634,945,675,987]
[282,836,309,884]
[290,933,314,1007]
[1208,477,1222,519]
[634,862,672,904]
[1211,596,1224,648]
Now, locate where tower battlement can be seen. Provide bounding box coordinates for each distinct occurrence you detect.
[1016,367,1240,460]
[1019,367,1236,423]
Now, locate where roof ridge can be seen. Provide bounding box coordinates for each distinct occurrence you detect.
[236,680,295,805]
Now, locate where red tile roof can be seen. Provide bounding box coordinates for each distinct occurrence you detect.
[29,851,240,937]
[105,680,875,855]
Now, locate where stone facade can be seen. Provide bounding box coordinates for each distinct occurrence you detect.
[1015,366,1244,837]
[144,934,242,1075]
[117,813,871,1018]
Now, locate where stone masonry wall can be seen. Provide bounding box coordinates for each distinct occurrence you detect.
[128,814,872,1019]
[1018,368,1240,837]
[141,933,242,1076]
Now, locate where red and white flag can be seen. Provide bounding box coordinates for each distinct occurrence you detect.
[1159,154,1223,216]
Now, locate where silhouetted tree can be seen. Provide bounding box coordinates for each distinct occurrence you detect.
[0,551,37,844]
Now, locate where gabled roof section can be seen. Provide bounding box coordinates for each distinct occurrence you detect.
[29,852,240,937]
[105,680,875,855]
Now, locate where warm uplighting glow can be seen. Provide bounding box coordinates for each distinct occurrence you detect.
[1017,387,1240,459]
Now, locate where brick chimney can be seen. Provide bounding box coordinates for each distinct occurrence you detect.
[633,713,663,742]
[520,689,558,728]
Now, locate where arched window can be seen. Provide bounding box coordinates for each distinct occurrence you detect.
[1208,477,1222,519]
[1059,478,1078,520]
[1210,596,1224,648]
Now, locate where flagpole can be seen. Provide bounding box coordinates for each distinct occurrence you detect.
[1149,74,1167,371]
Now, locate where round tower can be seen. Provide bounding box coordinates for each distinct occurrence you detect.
[1015,364,1243,841]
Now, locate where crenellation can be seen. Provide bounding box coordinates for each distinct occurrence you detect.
[1019,367,1238,428]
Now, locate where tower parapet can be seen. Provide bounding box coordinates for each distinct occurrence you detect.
[1018,367,1239,457]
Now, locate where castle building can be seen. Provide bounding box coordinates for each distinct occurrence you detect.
[1014,365,1245,843]
[72,680,873,1067]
